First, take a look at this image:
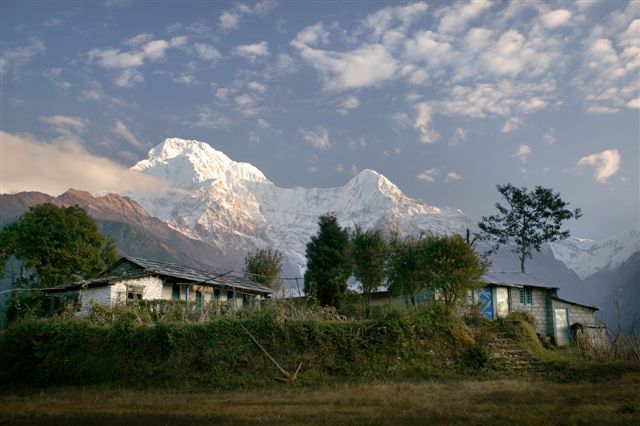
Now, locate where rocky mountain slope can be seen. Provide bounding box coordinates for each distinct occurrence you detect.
[0,189,224,270]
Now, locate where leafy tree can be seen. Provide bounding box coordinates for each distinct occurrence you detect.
[244,248,284,292]
[0,203,118,287]
[304,215,351,308]
[351,226,387,313]
[421,234,487,307]
[386,235,425,305]
[478,183,582,272]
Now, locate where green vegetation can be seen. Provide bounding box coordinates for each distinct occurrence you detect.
[0,304,480,388]
[304,215,352,308]
[478,183,582,272]
[243,248,284,292]
[0,203,118,287]
[350,226,387,313]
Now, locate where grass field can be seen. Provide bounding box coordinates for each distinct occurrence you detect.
[1,372,639,426]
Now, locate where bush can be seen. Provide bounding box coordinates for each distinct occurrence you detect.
[0,307,474,388]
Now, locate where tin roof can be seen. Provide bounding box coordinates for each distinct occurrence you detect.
[47,256,273,295]
[481,271,558,289]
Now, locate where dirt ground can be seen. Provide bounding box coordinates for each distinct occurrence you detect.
[1,373,639,425]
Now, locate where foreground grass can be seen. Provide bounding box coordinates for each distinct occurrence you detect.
[1,373,639,426]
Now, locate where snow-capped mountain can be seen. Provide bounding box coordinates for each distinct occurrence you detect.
[549,226,640,279]
[129,138,475,275]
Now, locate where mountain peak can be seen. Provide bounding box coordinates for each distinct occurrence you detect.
[132,137,268,188]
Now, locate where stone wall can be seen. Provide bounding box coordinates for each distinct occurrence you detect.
[551,298,598,326]
[508,287,553,338]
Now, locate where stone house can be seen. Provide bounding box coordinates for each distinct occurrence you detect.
[43,256,272,314]
[370,271,605,346]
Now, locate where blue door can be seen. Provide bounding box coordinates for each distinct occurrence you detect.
[478,287,493,320]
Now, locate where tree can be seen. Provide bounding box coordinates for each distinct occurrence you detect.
[351,226,387,313]
[386,235,425,305]
[0,203,118,287]
[478,183,582,272]
[244,248,284,293]
[421,234,487,307]
[304,215,351,308]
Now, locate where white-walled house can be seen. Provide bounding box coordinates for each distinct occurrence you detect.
[43,257,272,313]
[370,271,605,346]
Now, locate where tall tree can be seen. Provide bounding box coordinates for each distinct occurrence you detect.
[478,183,582,272]
[386,235,425,306]
[351,226,387,313]
[421,234,487,307]
[304,215,351,308]
[244,248,284,292]
[0,203,118,287]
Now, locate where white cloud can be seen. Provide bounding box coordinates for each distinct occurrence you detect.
[218,1,278,31]
[216,87,231,101]
[627,98,640,109]
[247,81,267,93]
[0,38,45,76]
[39,115,86,136]
[437,0,492,34]
[513,144,532,163]
[502,117,523,133]
[540,9,572,29]
[300,127,330,150]
[257,118,271,129]
[337,95,360,115]
[414,103,439,143]
[351,164,358,175]
[359,2,429,42]
[391,111,412,129]
[336,163,344,172]
[586,105,620,114]
[444,172,463,183]
[292,27,399,91]
[88,37,181,87]
[112,120,144,148]
[0,131,165,195]
[193,107,232,129]
[577,149,621,183]
[449,127,467,146]
[194,43,222,61]
[232,41,270,61]
[543,128,556,145]
[125,33,153,46]
[417,167,440,183]
[347,136,367,150]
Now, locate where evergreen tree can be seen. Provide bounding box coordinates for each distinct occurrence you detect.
[478,184,581,272]
[244,248,284,292]
[0,203,118,287]
[304,215,351,308]
[351,226,387,313]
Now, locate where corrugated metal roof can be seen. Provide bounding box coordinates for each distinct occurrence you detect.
[121,257,273,294]
[481,271,558,289]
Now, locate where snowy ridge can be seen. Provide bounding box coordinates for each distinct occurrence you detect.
[549,225,640,279]
[129,138,474,274]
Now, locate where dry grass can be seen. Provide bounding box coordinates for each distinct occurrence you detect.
[1,373,639,425]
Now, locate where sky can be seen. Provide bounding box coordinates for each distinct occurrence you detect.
[1,0,638,240]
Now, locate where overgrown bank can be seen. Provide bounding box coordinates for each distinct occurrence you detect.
[0,306,485,388]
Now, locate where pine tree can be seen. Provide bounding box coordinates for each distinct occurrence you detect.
[304,215,351,308]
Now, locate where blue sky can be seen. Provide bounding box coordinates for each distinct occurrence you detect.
[1,0,638,240]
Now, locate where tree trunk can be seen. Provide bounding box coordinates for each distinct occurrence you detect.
[520,255,526,273]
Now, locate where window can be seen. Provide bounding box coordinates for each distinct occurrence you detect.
[127,285,143,301]
[519,288,533,306]
[195,291,203,309]
[227,290,235,300]
[213,289,220,300]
